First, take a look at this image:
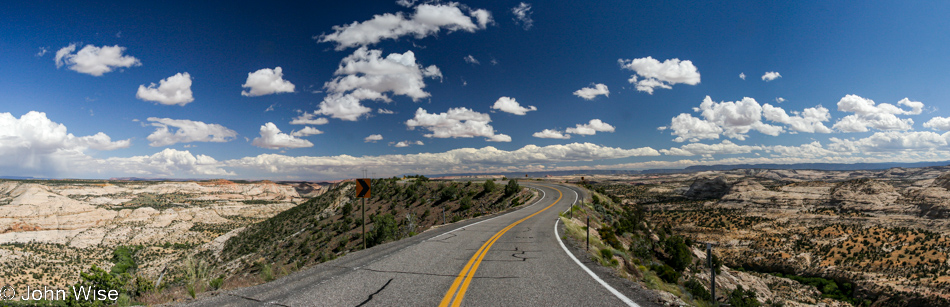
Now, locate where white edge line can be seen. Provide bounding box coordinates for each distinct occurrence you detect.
[554,191,639,307]
[427,186,546,241]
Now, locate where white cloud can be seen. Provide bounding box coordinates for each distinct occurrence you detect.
[315,93,374,121]
[415,140,424,145]
[394,141,411,147]
[396,0,416,7]
[316,3,492,50]
[829,131,950,153]
[146,117,237,147]
[739,72,746,80]
[565,119,615,135]
[241,67,296,97]
[0,111,130,176]
[251,122,314,149]
[487,134,512,142]
[618,56,700,94]
[924,117,950,131]
[512,2,533,30]
[36,47,48,57]
[668,113,723,142]
[831,95,918,132]
[775,97,785,103]
[290,126,324,137]
[761,104,832,133]
[377,108,395,114]
[226,142,659,178]
[78,148,233,177]
[365,134,383,142]
[532,129,571,139]
[660,140,763,157]
[761,71,781,81]
[666,96,818,142]
[573,83,609,100]
[54,44,141,76]
[136,72,194,106]
[316,47,442,121]
[289,112,329,125]
[491,96,536,115]
[406,107,509,142]
[464,55,480,65]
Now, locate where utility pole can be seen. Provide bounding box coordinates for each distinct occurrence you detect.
[708,242,716,306]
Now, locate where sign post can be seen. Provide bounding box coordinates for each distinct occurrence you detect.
[356,178,371,249]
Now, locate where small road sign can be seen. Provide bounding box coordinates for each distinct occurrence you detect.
[356,178,371,198]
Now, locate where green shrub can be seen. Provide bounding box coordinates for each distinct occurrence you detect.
[650,264,679,283]
[459,196,473,211]
[504,179,520,196]
[662,235,693,272]
[685,278,711,301]
[367,214,397,247]
[483,179,496,193]
[728,285,760,307]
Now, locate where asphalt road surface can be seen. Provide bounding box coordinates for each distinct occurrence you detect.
[184,182,658,306]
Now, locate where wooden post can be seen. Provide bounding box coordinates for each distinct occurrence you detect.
[586,216,590,251]
[362,198,366,250]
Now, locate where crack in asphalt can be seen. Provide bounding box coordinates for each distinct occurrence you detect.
[335,265,519,279]
[355,278,393,307]
[226,293,292,307]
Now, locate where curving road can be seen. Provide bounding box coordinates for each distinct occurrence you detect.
[184,182,657,306]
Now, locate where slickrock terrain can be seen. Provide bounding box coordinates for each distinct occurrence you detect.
[0,179,306,287]
[578,166,950,306]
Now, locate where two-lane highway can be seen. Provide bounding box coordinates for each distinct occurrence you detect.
[185,182,654,306]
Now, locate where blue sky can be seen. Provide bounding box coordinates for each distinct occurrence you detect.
[2,0,950,180]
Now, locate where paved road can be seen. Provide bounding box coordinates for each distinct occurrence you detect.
[184,182,657,306]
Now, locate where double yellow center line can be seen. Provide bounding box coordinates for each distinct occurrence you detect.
[439,186,562,307]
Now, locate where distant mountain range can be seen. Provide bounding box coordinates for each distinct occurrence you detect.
[424,160,950,179]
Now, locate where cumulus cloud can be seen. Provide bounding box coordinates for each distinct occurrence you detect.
[464,55,480,65]
[565,119,615,135]
[241,67,296,97]
[660,140,763,157]
[251,122,314,149]
[491,96,536,115]
[365,134,383,142]
[829,131,950,153]
[0,111,130,176]
[146,117,237,147]
[739,72,746,80]
[316,47,442,121]
[289,112,329,125]
[761,71,781,81]
[618,56,700,94]
[316,3,492,50]
[54,44,141,76]
[573,83,609,100]
[667,96,795,142]
[532,129,571,139]
[761,104,832,133]
[831,95,919,132]
[377,108,395,114]
[512,2,533,30]
[775,97,785,103]
[924,117,950,131]
[290,126,324,137]
[226,142,659,178]
[78,148,233,177]
[406,107,510,142]
[136,72,194,106]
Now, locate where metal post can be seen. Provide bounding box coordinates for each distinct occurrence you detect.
[586,216,590,251]
[442,206,445,225]
[708,243,716,305]
[362,198,366,250]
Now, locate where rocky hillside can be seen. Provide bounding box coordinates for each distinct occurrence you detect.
[573,166,950,306]
[213,178,535,285]
[0,179,303,289]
